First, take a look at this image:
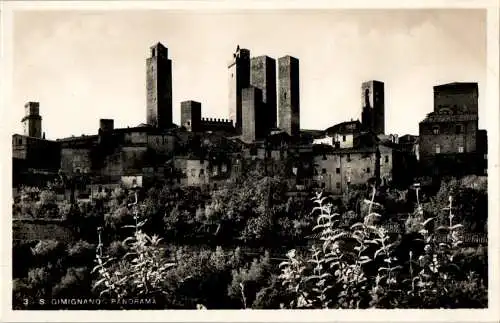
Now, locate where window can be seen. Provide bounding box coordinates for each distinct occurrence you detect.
[458,146,464,153]
[336,168,340,174]
[455,124,464,134]
[432,126,440,135]
[366,167,370,174]
[322,168,327,174]
[336,182,341,189]
[434,144,441,154]
[347,154,351,162]
[321,182,326,188]
[385,155,389,163]
[342,135,346,142]
[199,169,205,176]
[18,139,22,145]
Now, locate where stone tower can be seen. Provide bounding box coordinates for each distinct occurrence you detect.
[228,46,251,134]
[361,80,385,135]
[242,87,264,143]
[146,42,172,129]
[22,102,42,138]
[250,55,277,134]
[278,56,300,137]
[180,100,202,132]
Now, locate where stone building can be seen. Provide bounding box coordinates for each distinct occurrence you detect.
[228,46,251,134]
[361,80,385,135]
[418,82,487,177]
[313,133,395,195]
[313,120,363,148]
[12,102,61,186]
[58,120,177,185]
[278,56,300,137]
[250,55,277,132]
[146,42,173,129]
[180,100,235,134]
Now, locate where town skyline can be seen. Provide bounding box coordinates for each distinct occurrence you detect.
[11,9,486,139]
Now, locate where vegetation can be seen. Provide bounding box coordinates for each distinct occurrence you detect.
[12,174,488,309]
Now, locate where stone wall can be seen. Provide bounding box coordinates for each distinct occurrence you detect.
[61,148,92,175]
[13,219,76,242]
[419,119,477,157]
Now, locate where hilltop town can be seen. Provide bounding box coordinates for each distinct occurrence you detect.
[11,41,490,311]
[12,42,488,197]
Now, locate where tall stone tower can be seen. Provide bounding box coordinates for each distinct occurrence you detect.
[361,80,385,135]
[250,56,277,134]
[146,42,172,129]
[22,102,42,138]
[180,100,202,132]
[228,46,251,134]
[278,56,300,137]
[242,87,263,143]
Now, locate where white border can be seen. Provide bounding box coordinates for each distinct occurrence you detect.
[1,1,498,322]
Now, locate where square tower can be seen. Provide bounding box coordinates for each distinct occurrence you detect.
[242,87,264,143]
[361,80,385,135]
[21,102,42,138]
[278,56,300,137]
[250,55,277,133]
[146,42,173,129]
[181,100,202,132]
[228,46,251,134]
[433,82,479,115]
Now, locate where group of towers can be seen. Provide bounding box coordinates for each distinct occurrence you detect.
[145,42,302,141]
[228,46,300,142]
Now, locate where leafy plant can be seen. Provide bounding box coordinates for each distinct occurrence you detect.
[92,192,176,304]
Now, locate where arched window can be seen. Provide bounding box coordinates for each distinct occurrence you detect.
[434,144,441,154]
[432,126,440,135]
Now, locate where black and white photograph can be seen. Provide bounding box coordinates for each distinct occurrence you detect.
[1,1,499,321]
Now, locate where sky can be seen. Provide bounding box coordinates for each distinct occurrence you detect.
[11,9,486,139]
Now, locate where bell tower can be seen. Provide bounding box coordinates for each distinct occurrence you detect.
[22,102,42,138]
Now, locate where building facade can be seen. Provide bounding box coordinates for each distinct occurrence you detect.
[418,82,486,176]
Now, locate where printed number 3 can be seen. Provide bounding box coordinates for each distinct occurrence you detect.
[23,299,29,305]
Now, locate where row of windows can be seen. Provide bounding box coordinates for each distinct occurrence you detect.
[432,124,464,135]
[189,165,228,176]
[321,167,371,174]
[433,144,464,153]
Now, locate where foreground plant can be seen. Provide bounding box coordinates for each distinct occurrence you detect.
[279,188,486,309]
[92,191,176,303]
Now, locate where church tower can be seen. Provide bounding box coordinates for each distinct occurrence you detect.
[22,102,42,138]
[146,42,173,129]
